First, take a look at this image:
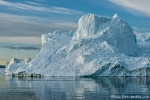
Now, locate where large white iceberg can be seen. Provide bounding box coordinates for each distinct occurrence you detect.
[73,13,137,56]
[5,14,150,76]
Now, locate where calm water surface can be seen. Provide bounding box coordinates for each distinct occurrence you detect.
[0,76,150,100]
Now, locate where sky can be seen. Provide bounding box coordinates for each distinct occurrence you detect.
[0,0,150,65]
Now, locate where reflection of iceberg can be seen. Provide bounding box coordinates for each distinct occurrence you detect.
[5,77,150,100]
[0,76,38,100]
[5,14,150,76]
[0,68,5,75]
[0,76,6,87]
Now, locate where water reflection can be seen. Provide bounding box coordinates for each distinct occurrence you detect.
[0,76,150,100]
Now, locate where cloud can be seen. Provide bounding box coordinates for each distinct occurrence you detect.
[132,26,150,33]
[0,0,84,15]
[109,0,150,17]
[25,1,44,6]
[0,45,40,50]
[0,14,50,37]
[0,36,41,44]
[0,65,5,68]
[0,13,77,44]
[0,13,77,37]
[0,1,81,44]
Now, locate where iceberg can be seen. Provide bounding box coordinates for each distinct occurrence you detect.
[5,58,31,75]
[73,13,137,56]
[5,13,150,76]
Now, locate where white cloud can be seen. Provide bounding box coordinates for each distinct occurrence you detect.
[0,13,77,36]
[25,1,44,6]
[0,0,84,15]
[109,0,150,17]
[0,1,80,44]
[0,36,41,44]
[132,26,150,33]
[0,13,77,44]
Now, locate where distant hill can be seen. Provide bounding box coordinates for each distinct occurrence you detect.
[0,65,5,68]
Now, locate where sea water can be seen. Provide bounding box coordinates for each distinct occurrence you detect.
[0,76,150,100]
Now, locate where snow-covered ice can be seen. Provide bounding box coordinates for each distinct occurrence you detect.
[73,13,137,56]
[5,14,150,76]
[5,58,31,75]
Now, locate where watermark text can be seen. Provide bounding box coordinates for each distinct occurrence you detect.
[111,94,149,99]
